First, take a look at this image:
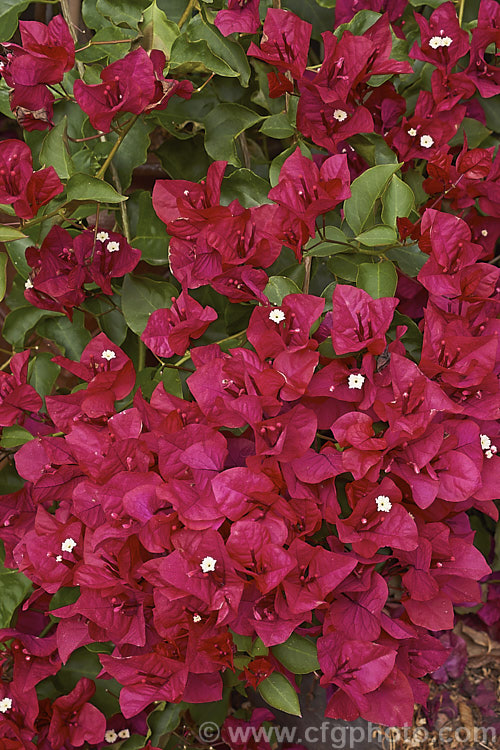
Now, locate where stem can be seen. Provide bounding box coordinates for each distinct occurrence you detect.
[138,339,146,372]
[458,0,465,26]
[238,133,251,169]
[76,38,136,52]
[178,0,196,29]
[0,356,13,372]
[302,255,312,294]
[194,72,215,93]
[96,115,139,180]
[60,0,86,78]
[110,161,131,241]
[23,207,66,230]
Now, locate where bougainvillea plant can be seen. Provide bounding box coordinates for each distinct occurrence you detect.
[0,0,498,747]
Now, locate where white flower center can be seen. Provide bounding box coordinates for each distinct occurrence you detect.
[118,730,130,739]
[96,231,109,242]
[420,135,434,148]
[25,278,33,290]
[61,537,77,553]
[269,308,286,324]
[101,349,116,361]
[348,373,365,390]
[200,556,217,573]
[55,555,62,562]
[0,698,12,713]
[375,495,392,512]
[333,109,348,122]
[105,730,118,744]
[407,128,417,137]
[107,241,120,253]
[441,36,453,46]
[193,613,202,623]
[429,35,453,49]
[480,433,492,450]
[481,229,488,237]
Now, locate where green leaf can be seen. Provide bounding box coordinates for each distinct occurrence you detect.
[349,133,398,166]
[40,117,74,180]
[220,169,272,208]
[328,253,367,282]
[204,104,263,166]
[147,703,184,746]
[28,353,60,398]
[107,118,153,191]
[130,191,170,265]
[0,253,7,301]
[381,176,415,228]
[96,0,148,28]
[141,0,179,57]
[122,274,177,335]
[186,13,251,86]
[250,636,269,657]
[386,243,428,277]
[76,26,134,62]
[66,173,127,204]
[0,0,30,43]
[357,260,398,299]
[271,633,320,674]
[260,113,295,139]
[0,227,27,243]
[304,226,351,257]
[119,736,146,750]
[356,225,397,247]
[3,307,61,348]
[344,163,402,235]
[0,425,34,449]
[449,117,492,149]
[269,142,311,187]
[258,673,302,717]
[265,276,302,305]
[0,564,32,628]
[161,368,183,398]
[170,36,240,79]
[231,631,253,652]
[37,310,92,360]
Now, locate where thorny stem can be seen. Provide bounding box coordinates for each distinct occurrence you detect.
[59,0,86,78]
[178,0,197,29]
[96,115,139,180]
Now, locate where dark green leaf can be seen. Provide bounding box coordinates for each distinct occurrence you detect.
[40,117,74,180]
[3,307,61,348]
[356,260,398,298]
[260,113,295,139]
[96,0,148,29]
[66,173,127,204]
[147,703,184,745]
[170,36,241,78]
[271,633,320,674]
[131,191,170,265]
[265,276,302,305]
[0,227,27,243]
[344,163,401,235]
[107,118,153,191]
[141,0,179,57]
[381,176,414,228]
[37,310,92,359]
[0,0,30,43]
[356,225,397,246]
[250,636,269,657]
[0,564,32,628]
[328,253,367,282]
[221,169,272,208]
[122,274,177,335]
[258,673,301,717]
[186,13,251,86]
[76,26,134,62]
[349,133,398,166]
[204,104,263,166]
[386,243,428,277]
[28,353,60,398]
[161,368,183,398]
[0,425,34,449]
[449,117,492,149]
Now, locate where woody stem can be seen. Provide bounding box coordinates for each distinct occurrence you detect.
[96,115,139,180]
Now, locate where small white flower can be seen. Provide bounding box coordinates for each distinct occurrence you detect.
[104,729,118,744]
[96,231,109,242]
[24,278,34,290]
[429,36,443,49]
[183,189,190,196]
[407,128,417,137]
[375,495,392,512]
[480,434,492,450]
[55,555,62,563]
[333,109,348,122]
[200,556,217,573]
[193,613,202,623]
[348,373,365,390]
[61,537,77,553]
[101,349,117,361]
[420,135,434,149]
[106,241,120,253]
[441,36,453,46]
[269,308,286,324]
[0,697,12,713]
[481,229,489,237]
[118,729,131,740]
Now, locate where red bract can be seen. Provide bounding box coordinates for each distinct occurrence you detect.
[0,351,42,427]
[247,9,312,81]
[330,284,398,356]
[215,0,261,36]
[0,140,63,219]
[48,678,106,748]
[141,291,217,358]
[73,48,192,132]
[465,0,500,97]
[410,2,470,74]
